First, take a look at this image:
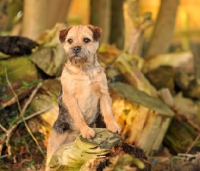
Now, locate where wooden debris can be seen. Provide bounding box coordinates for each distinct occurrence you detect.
[164,117,200,154]
[145,66,175,94]
[113,52,157,97]
[174,93,197,120]
[28,79,61,128]
[49,128,151,171]
[98,44,120,66]
[30,47,67,77]
[30,24,67,77]
[158,88,174,108]
[184,79,200,99]
[143,51,194,74]
[0,36,38,56]
[174,71,193,91]
[109,82,174,155]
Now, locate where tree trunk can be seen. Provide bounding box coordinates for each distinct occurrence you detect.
[90,0,111,44]
[21,0,72,40]
[123,0,139,54]
[21,0,48,40]
[110,0,124,49]
[123,0,153,55]
[144,0,179,59]
[46,0,72,29]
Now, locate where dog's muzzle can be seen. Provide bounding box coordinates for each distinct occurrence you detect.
[73,46,81,54]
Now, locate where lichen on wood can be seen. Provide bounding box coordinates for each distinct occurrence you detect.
[48,128,151,171]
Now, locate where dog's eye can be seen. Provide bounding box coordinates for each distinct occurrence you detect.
[67,39,73,44]
[83,38,91,43]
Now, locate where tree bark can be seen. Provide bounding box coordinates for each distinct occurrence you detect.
[90,0,111,44]
[110,0,124,49]
[46,0,72,29]
[21,0,48,40]
[144,0,179,59]
[21,0,72,40]
[123,0,139,54]
[123,0,153,55]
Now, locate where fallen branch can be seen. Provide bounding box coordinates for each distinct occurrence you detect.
[186,133,200,154]
[0,105,53,156]
[2,69,48,157]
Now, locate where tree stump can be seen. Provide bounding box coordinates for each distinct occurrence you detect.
[109,82,174,155]
[48,128,151,171]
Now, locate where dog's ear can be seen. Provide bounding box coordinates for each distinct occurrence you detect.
[87,25,102,41]
[59,26,72,43]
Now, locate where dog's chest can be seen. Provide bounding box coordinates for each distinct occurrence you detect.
[74,69,101,98]
[74,69,101,117]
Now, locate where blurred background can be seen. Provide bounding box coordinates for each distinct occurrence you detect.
[1,0,200,170]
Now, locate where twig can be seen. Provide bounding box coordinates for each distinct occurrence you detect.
[4,69,45,157]
[0,105,53,156]
[187,120,200,132]
[5,68,22,113]
[20,82,42,116]
[186,132,200,154]
[0,124,7,133]
[0,135,6,155]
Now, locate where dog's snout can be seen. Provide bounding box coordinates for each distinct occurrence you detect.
[73,46,81,54]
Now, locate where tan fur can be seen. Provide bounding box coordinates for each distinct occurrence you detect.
[45,25,120,171]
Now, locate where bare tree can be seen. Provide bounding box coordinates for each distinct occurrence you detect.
[144,0,179,59]
[110,0,124,49]
[123,0,153,56]
[21,0,72,40]
[90,0,111,44]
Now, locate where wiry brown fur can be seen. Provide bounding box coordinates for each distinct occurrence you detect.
[45,25,121,171]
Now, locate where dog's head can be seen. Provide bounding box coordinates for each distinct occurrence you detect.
[59,25,102,64]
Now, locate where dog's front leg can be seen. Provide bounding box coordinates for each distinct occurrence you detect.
[100,93,121,133]
[62,91,95,138]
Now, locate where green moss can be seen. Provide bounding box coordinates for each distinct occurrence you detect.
[0,57,38,84]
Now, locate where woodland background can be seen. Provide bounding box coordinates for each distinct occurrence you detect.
[0,0,200,170]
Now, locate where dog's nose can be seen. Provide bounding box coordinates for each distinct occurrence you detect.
[73,46,81,54]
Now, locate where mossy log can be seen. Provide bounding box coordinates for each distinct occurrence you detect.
[109,82,174,155]
[164,117,200,154]
[49,128,151,171]
[0,57,38,108]
[28,79,61,129]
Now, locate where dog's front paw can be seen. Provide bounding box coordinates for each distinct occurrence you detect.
[107,121,121,134]
[80,126,95,139]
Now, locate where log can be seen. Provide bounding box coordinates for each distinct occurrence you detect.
[113,52,157,98]
[48,128,151,171]
[0,57,38,108]
[0,36,38,56]
[109,82,174,155]
[143,51,194,74]
[30,24,67,77]
[28,79,61,129]
[145,66,175,95]
[164,117,200,154]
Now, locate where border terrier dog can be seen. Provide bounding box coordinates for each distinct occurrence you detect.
[45,25,121,170]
